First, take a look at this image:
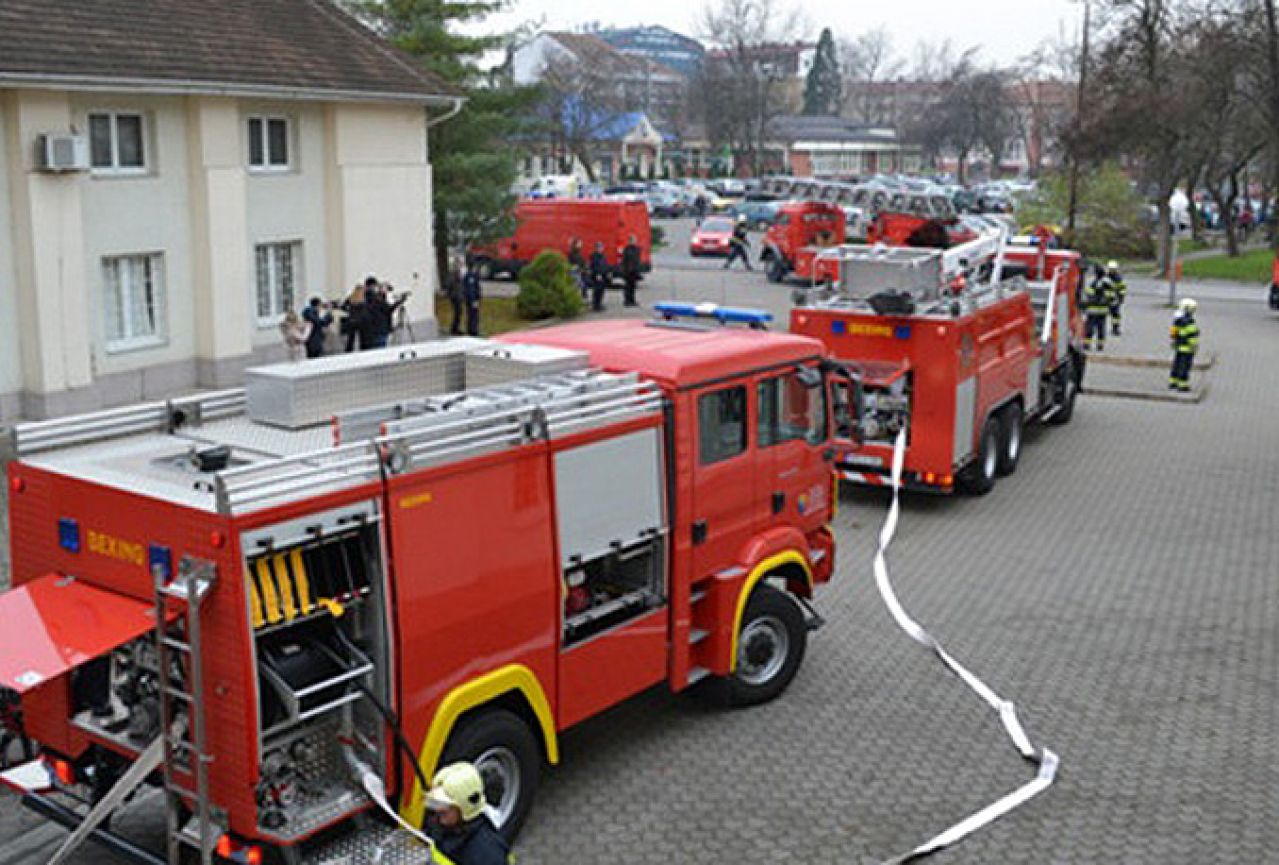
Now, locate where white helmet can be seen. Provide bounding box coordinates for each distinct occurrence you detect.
[1179,298,1198,315]
[427,763,487,822]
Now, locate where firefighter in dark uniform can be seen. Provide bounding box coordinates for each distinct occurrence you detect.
[723,216,753,270]
[1169,298,1200,391]
[1082,264,1112,352]
[1106,260,1127,335]
[424,763,512,865]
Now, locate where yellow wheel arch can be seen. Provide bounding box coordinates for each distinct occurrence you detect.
[728,551,814,673]
[402,664,558,827]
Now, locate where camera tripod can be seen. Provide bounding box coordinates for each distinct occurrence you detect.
[390,302,415,345]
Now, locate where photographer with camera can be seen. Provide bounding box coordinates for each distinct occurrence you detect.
[363,275,409,350]
[302,296,333,358]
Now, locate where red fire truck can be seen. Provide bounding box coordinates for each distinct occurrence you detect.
[759,200,846,285]
[469,198,651,281]
[0,307,849,864]
[790,232,1086,495]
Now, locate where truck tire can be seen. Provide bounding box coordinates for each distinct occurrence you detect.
[997,403,1023,476]
[767,257,788,284]
[438,709,540,842]
[722,584,807,707]
[960,416,999,495]
[476,259,495,281]
[1048,363,1077,426]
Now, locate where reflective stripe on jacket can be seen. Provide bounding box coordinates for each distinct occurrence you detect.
[1170,315,1200,353]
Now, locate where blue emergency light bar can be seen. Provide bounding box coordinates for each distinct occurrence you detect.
[653,302,773,329]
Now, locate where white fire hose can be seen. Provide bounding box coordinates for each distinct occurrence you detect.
[874,428,1059,863]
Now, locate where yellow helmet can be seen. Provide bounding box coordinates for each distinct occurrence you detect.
[427,763,487,822]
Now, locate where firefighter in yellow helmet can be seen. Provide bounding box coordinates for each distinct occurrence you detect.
[1169,298,1200,391]
[424,763,511,865]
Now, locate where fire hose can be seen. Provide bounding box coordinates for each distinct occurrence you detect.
[874,428,1059,864]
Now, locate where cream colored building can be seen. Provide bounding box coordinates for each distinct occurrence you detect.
[0,0,461,420]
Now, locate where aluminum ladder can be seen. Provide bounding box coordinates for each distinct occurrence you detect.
[154,557,218,865]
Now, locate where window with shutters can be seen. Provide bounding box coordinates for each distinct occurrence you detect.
[247,116,291,171]
[88,112,147,174]
[255,241,301,325]
[103,254,166,352]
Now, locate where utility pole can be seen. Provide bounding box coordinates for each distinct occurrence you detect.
[1066,0,1092,236]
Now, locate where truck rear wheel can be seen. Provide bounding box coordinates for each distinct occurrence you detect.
[997,404,1023,476]
[960,416,999,495]
[438,709,540,842]
[722,584,807,707]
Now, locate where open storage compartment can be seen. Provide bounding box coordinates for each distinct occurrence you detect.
[563,534,665,646]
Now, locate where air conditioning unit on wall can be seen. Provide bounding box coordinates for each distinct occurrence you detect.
[37,134,89,172]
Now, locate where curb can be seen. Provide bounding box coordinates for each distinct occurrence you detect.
[1083,381,1208,404]
[1087,352,1215,370]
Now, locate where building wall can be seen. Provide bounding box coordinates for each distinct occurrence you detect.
[0,97,22,421]
[0,87,437,420]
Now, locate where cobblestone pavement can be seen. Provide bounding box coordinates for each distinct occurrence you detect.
[3,271,1278,863]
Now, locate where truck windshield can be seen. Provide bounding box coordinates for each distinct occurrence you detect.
[757,369,827,447]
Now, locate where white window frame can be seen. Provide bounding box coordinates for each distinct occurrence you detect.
[103,253,167,353]
[254,241,302,326]
[88,111,148,176]
[247,116,292,172]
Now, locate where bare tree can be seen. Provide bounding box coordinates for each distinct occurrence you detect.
[913,64,1017,183]
[696,0,804,175]
[538,53,630,182]
[840,27,904,123]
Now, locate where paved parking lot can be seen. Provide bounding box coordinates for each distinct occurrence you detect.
[3,258,1277,863]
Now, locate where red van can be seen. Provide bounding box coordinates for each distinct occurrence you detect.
[471,199,652,280]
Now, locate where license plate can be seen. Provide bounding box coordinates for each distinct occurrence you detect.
[842,453,885,468]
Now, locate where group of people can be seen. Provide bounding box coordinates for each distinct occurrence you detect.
[443,256,484,336]
[279,275,409,360]
[567,235,643,311]
[1080,260,1128,352]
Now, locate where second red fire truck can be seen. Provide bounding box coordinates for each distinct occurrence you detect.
[0,307,851,864]
[791,230,1086,495]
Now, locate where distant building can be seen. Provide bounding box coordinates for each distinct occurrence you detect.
[511,32,687,128]
[520,110,667,185]
[705,42,816,112]
[766,115,922,178]
[0,0,458,421]
[597,26,706,78]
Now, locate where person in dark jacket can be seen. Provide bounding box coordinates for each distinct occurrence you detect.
[462,258,482,336]
[302,297,333,358]
[621,234,642,307]
[340,284,368,352]
[424,763,511,865]
[364,276,407,349]
[588,241,609,311]
[724,217,752,270]
[444,257,465,335]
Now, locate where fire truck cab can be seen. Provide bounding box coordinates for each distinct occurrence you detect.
[760,200,846,285]
[791,231,1086,495]
[0,308,846,864]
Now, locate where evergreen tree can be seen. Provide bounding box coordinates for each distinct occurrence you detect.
[351,0,537,287]
[803,28,843,116]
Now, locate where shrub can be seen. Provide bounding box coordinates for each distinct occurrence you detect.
[650,225,667,250]
[1018,162,1154,260]
[516,250,584,320]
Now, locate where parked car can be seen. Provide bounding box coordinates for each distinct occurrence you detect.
[731,199,781,229]
[689,215,737,257]
[646,191,685,218]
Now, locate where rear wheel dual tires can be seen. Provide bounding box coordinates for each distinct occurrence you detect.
[996,403,1023,476]
[960,416,1000,496]
[439,709,541,842]
[720,584,808,707]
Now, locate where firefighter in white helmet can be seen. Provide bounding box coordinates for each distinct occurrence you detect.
[423,763,511,865]
[1169,298,1200,391]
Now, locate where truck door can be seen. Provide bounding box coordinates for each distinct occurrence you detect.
[690,380,758,579]
[755,364,832,534]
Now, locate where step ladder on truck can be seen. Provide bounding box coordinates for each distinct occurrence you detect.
[789,226,1087,495]
[0,311,857,864]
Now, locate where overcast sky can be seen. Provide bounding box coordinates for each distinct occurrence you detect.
[485,0,1084,68]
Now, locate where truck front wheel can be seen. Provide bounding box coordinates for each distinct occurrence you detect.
[997,404,1023,476]
[723,585,808,707]
[438,709,540,842]
[1048,362,1077,425]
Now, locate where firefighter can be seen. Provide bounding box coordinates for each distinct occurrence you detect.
[424,763,511,865]
[1082,264,1111,352]
[723,216,753,271]
[1106,260,1127,335]
[1169,297,1200,391]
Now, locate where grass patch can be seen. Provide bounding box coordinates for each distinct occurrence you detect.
[1181,247,1274,283]
[433,293,529,337]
